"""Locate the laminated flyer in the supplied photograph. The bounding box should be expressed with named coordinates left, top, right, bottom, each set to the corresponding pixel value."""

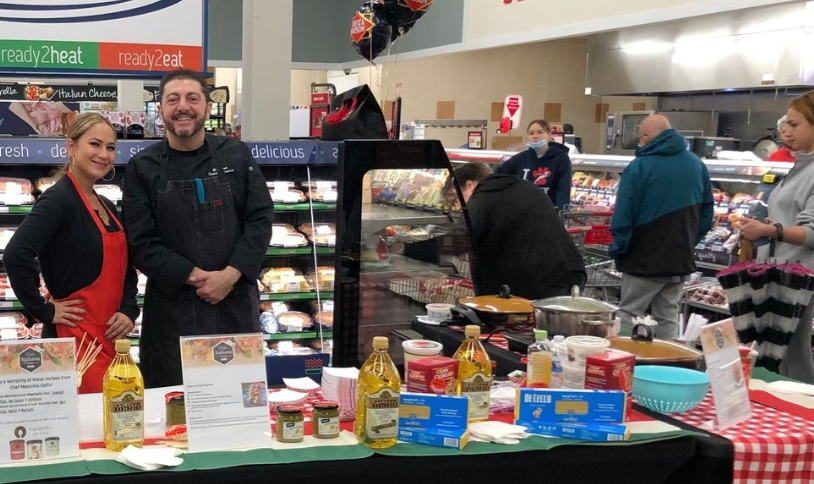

left=700, top=319, right=751, bottom=429
left=0, top=339, right=79, bottom=464
left=180, top=334, right=272, bottom=452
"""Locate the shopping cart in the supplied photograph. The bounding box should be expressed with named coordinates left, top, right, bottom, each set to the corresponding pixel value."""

left=561, top=210, right=614, bottom=254
left=562, top=211, right=621, bottom=303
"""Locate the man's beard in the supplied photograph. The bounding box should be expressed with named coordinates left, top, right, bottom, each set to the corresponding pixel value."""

left=166, top=116, right=205, bottom=139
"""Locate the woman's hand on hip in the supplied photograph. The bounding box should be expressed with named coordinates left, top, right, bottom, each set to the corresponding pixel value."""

left=52, top=299, right=85, bottom=327
left=104, top=312, right=134, bottom=340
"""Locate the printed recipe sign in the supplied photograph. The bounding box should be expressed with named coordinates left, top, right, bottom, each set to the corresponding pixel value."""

left=180, top=334, right=272, bottom=452
left=700, top=319, right=751, bottom=429
left=0, top=339, right=79, bottom=465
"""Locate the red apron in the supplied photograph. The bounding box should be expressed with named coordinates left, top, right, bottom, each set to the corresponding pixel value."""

left=56, top=173, right=128, bottom=394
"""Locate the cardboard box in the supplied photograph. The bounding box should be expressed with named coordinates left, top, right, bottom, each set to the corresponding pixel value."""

left=398, top=427, right=469, bottom=450
left=584, top=350, right=635, bottom=420
left=399, top=392, right=468, bottom=430
left=516, top=420, right=630, bottom=442
left=406, top=356, right=458, bottom=395
left=264, top=353, right=330, bottom=385
left=514, top=388, right=627, bottom=424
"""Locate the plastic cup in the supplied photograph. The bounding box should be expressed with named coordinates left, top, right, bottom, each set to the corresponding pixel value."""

left=425, top=303, right=454, bottom=322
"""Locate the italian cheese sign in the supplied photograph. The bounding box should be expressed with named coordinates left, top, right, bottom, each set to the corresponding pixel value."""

left=0, top=0, right=206, bottom=77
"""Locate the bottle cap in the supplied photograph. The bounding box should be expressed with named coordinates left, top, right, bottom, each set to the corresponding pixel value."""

left=372, top=336, right=389, bottom=349
left=534, top=329, right=548, bottom=340
left=553, top=335, right=565, bottom=342
left=464, top=325, right=480, bottom=337
left=114, top=339, right=131, bottom=354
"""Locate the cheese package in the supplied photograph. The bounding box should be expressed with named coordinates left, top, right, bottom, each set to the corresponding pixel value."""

left=514, top=388, right=627, bottom=424
left=516, top=420, right=630, bottom=442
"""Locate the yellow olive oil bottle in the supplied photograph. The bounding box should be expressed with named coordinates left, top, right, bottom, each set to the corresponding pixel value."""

left=355, top=336, right=400, bottom=448
left=103, top=339, right=144, bottom=451
left=453, top=325, right=493, bottom=422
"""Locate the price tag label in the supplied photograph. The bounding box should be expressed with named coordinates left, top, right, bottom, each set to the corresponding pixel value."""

left=322, top=301, right=334, bottom=312
left=4, top=288, right=16, bottom=300
left=316, top=181, right=333, bottom=191
left=282, top=192, right=301, bottom=203
left=283, top=237, right=301, bottom=247
left=282, top=275, right=300, bottom=293
left=6, top=182, right=21, bottom=194
left=271, top=302, right=288, bottom=317
left=273, top=182, right=290, bottom=195
left=322, top=191, right=338, bottom=202
left=326, top=235, right=336, bottom=246
left=0, top=328, right=17, bottom=340
left=316, top=225, right=333, bottom=235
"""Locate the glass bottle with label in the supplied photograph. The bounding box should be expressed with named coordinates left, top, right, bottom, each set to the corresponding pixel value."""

left=355, top=336, right=400, bottom=448
left=103, top=339, right=144, bottom=452
left=453, top=325, right=493, bottom=422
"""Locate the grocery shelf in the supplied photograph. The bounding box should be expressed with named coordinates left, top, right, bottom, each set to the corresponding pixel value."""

left=274, top=202, right=336, bottom=211
left=0, top=299, right=23, bottom=309
left=260, top=292, right=333, bottom=301
left=362, top=204, right=449, bottom=233
left=266, top=247, right=334, bottom=256
left=0, top=205, right=33, bottom=214
left=695, top=261, right=729, bottom=272
left=264, top=331, right=332, bottom=341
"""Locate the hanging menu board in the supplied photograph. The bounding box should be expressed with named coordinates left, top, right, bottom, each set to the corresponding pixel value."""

left=0, top=1, right=206, bottom=77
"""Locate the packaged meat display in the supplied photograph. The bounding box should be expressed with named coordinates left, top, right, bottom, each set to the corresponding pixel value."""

left=260, top=268, right=312, bottom=293
left=277, top=311, right=313, bottom=332
left=270, top=225, right=308, bottom=247
left=306, top=267, right=335, bottom=291
left=0, top=312, right=29, bottom=340
left=29, top=322, right=43, bottom=339
left=298, top=223, right=336, bottom=236
left=686, top=283, right=729, bottom=309
left=0, top=178, right=34, bottom=205
left=309, top=234, right=336, bottom=247
left=267, top=182, right=308, bottom=204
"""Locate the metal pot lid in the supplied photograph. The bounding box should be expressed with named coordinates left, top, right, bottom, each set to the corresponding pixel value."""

left=459, top=285, right=533, bottom=314
left=532, top=286, right=618, bottom=314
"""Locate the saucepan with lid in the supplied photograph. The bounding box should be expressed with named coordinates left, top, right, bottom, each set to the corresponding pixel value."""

left=450, top=285, right=534, bottom=329
left=531, top=286, right=618, bottom=337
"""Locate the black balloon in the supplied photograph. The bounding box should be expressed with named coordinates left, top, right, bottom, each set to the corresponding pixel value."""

left=350, top=1, right=392, bottom=62
left=383, top=0, right=433, bottom=40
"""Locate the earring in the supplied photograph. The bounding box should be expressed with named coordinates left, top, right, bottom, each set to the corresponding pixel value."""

left=101, top=165, right=116, bottom=182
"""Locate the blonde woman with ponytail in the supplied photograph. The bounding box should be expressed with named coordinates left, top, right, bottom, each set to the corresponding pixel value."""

left=5, top=113, right=138, bottom=393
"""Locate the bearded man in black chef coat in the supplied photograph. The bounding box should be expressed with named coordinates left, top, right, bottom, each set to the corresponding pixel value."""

left=123, top=69, right=273, bottom=388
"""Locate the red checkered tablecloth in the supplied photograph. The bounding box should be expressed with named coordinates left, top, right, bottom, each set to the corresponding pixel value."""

left=670, top=393, right=814, bottom=483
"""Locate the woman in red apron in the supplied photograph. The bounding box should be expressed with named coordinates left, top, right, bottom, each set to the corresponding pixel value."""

left=4, top=113, right=138, bottom=393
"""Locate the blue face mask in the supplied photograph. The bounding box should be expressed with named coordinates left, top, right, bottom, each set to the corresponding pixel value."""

left=527, top=140, right=547, bottom=150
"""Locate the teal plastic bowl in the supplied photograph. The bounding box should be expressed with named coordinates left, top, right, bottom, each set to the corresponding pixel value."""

left=633, top=365, right=710, bottom=414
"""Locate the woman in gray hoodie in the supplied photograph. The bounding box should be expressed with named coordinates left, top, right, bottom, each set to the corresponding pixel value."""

left=740, top=90, right=814, bottom=383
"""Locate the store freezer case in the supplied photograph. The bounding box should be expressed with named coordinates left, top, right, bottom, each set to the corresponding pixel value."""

left=333, top=140, right=478, bottom=368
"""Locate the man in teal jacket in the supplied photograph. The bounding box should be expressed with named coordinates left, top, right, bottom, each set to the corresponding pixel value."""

left=610, top=115, right=714, bottom=338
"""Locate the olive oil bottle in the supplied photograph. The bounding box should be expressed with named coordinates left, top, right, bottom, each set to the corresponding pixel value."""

left=355, top=336, right=400, bottom=449
left=453, top=325, right=493, bottom=422
left=103, top=339, right=144, bottom=451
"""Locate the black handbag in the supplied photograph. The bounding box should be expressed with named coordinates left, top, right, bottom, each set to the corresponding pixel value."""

left=321, top=84, right=388, bottom=141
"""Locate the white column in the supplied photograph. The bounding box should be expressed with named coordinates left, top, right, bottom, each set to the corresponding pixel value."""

left=241, top=0, right=292, bottom=141
left=117, top=80, right=144, bottom=111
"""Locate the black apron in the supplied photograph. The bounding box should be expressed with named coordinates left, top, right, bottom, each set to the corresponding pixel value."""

left=140, top=134, right=261, bottom=388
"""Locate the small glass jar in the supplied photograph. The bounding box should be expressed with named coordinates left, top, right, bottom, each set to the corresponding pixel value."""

left=165, top=391, right=186, bottom=427
left=312, top=401, right=340, bottom=439
left=276, top=405, right=304, bottom=443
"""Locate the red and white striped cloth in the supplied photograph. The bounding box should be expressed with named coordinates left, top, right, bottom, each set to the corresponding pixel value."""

left=671, top=393, right=814, bottom=483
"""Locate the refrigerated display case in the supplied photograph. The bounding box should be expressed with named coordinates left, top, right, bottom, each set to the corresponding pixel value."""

left=333, top=140, right=477, bottom=368
left=445, top=148, right=792, bottom=272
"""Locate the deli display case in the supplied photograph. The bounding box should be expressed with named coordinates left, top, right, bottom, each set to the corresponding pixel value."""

left=333, top=140, right=477, bottom=367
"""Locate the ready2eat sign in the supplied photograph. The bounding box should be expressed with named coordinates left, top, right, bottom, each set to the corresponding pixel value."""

left=0, top=0, right=206, bottom=77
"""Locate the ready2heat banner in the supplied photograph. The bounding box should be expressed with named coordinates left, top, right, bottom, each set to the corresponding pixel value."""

left=0, top=0, right=206, bottom=77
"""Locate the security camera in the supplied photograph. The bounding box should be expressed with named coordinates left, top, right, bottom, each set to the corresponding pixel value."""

left=343, top=69, right=352, bottom=75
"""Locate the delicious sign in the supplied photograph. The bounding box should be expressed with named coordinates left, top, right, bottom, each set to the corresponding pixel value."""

left=0, top=1, right=206, bottom=77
